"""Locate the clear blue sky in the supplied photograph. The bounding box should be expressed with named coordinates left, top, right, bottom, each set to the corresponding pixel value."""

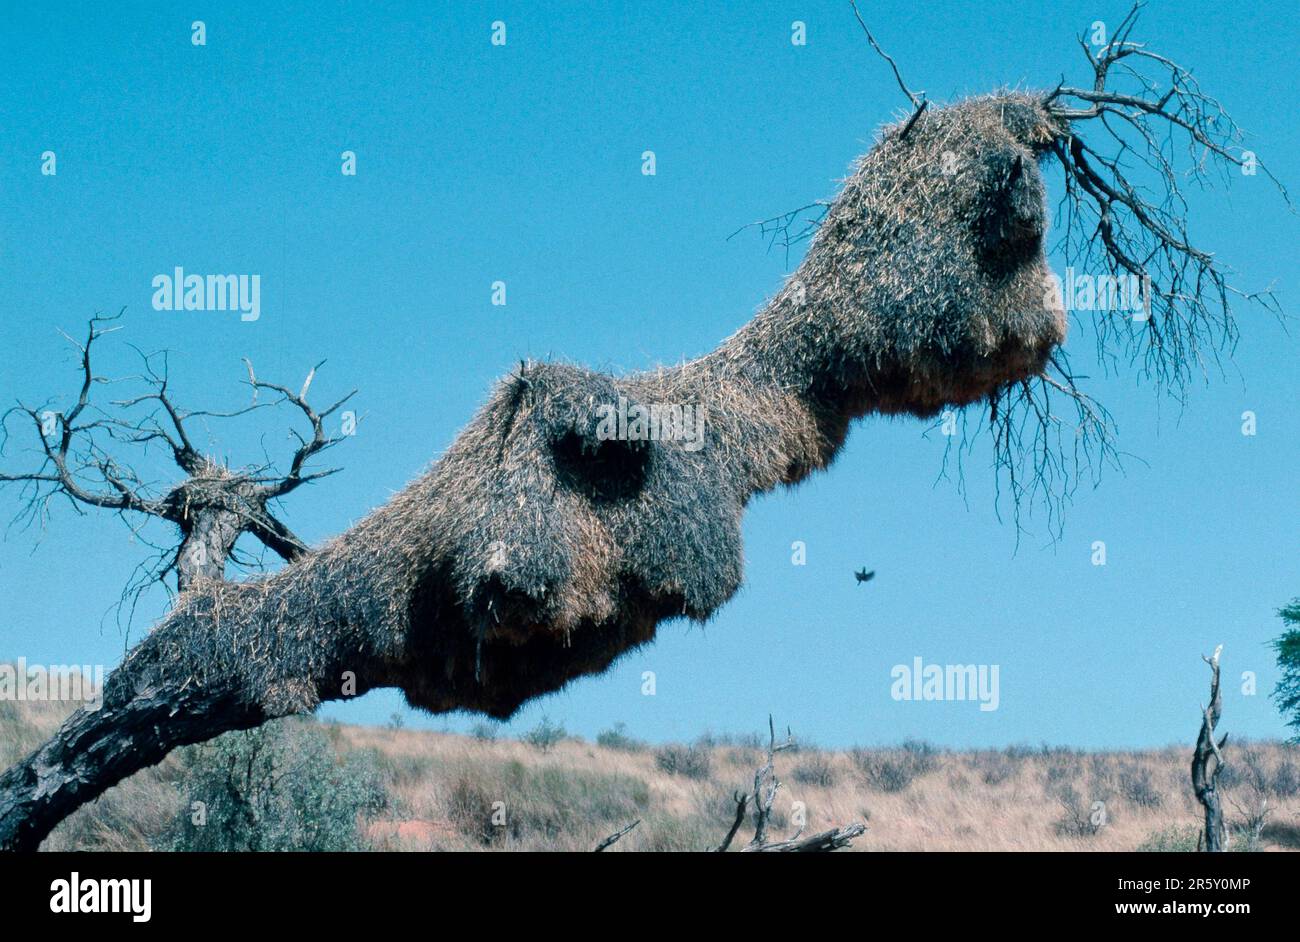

left=1, top=1, right=1296, bottom=749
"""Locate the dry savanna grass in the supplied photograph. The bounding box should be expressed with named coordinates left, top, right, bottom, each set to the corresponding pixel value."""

left=3, top=700, right=1296, bottom=852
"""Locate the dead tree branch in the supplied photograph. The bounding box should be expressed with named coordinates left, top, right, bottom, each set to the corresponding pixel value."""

left=1044, top=1, right=1287, bottom=397
left=748, top=715, right=797, bottom=847
left=715, top=792, right=750, bottom=853
left=711, top=717, right=867, bottom=853
left=754, top=824, right=869, bottom=852
left=925, top=2, right=1285, bottom=537
left=727, top=201, right=833, bottom=267
left=1191, top=644, right=1228, bottom=852
left=848, top=0, right=924, bottom=109
left=0, top=314, right=357, bottom=602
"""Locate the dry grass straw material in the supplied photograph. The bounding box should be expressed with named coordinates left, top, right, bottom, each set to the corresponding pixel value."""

left=106, top=94, right=1072, bottom=723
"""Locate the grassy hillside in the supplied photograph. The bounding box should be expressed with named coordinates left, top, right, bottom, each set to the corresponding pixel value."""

left=3, top=699, right=1297, bottom=851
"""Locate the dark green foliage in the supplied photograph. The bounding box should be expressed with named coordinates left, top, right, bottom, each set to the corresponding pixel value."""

left=1272, top=600, right=1300, bottom=740
left=165, top=717, right=386, bottom=851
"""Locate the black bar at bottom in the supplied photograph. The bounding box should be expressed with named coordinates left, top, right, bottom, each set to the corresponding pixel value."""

left=0, top=851, right=1285, bottom=929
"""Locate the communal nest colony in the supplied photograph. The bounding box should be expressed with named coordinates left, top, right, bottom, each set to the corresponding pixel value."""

left=0, top=4, right=1284, bottom=850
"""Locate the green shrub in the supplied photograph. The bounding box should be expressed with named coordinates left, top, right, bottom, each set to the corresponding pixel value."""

left=1117, top=764, right=1163, bottom=808
left=790, top=753, right=838, bottom=787
left=973, top=751, right=1019, bottom=786
left=1049, top=782, right=1107, bottom=837
left=854, top=740, right=940, bottom=792
left=444, top=759, right=649, bottom=846
left=377, top=750, right=437, bottom=788
left=655, top=744, right=713, bottom=780
left=640, top=812, right=723, bottom=852
left=1272, top=759, right=1300, bottom=797
left=1137, top=825, right=1201, bottom=852
left=165, top=717, right=387, bottom=851
left=596, top=722, right=646, bottom=752
left=522, top=716, right=567, bottom=753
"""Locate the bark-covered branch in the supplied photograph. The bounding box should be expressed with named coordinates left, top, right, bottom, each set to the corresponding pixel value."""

left=0, top=315, right=355, bottom=595
left=713, top=718, right=867, bottom=853
left=1191, top=645, right=1228, bottom=852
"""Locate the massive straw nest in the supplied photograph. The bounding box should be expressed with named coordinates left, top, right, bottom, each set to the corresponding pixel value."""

left=117, top=93, right=1070, bottom=719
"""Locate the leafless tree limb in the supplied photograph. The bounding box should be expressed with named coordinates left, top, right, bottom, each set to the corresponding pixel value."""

left=710, top=717, right=867, bottom=853
left=921, top=1, right=1284, bottom=539
left=727, top=201, right=833, bottom=267
left=0, top=314, right=357, bottom=604
left=848, top=0, right=924, bottom=109
left=748, top=715, right=797, bottom=848
left=1045, top=1, right=1288, bottom=397
left=715, top=791, right=750, bottom=853
left=242, top=359, right=356, bottom=499
left=1191, top=644, right=1228, bottom=852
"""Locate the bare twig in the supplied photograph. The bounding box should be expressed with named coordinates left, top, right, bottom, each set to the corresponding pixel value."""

left=727, top=201, right=832, bottom=267
left=848, top=0, right=924, bottom=108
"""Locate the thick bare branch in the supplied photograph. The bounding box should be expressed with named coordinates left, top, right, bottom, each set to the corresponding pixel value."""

left=714, top=792, right=750, bottom=853
left=1191, top=644, right=1227, bottom=852
left=1, top=317, right=350, bottom=598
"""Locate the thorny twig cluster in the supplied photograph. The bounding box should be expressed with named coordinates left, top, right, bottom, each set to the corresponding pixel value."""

left=0, top=310, right=357, bottom=630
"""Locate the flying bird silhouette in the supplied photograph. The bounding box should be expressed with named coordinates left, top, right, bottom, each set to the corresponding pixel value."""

left=854, top=568, right=875, bottom=584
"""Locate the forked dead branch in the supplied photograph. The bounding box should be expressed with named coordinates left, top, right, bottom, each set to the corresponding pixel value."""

left=0, top=310, right=355, bottom=618
left=1191, top=646, right=1228, bottom=852
left=0, top=4, right=1286, bottom=850
left=715, top=718, right=867, bottom=852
